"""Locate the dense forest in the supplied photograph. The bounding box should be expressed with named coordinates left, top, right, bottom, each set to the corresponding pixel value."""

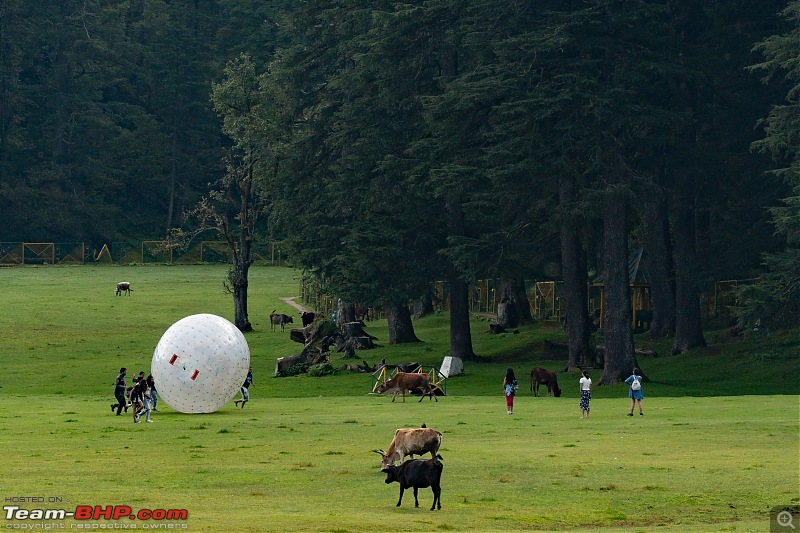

left=1, top=1, right=798, bottom=381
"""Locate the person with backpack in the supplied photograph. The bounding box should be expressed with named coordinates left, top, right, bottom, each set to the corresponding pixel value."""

left=503, top=368, right=518, bottom=415
left=625, top=368, right=644, bottom=416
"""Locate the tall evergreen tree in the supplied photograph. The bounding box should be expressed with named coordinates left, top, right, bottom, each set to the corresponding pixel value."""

left=268, top=2, right=448, bottom=344
left=739, top=0, right=800, bottom=331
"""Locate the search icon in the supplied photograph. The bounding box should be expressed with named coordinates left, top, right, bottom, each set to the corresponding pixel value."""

left=778, top=510, right=796, bottom=530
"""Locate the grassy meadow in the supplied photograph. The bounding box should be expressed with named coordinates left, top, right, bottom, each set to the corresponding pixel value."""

left=0, top=265, right=798, bottom=532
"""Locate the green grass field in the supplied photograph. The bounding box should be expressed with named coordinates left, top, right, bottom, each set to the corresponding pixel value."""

left=0, top=265, right=798, bottom=532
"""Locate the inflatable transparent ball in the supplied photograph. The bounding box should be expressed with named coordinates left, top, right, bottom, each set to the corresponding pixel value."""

left=152, top=314, right=250, bottom=413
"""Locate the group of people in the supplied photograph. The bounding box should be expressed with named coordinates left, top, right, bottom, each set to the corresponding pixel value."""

left=111, top=367, right=157, bottom=423
left=112, top=366, right=254, bottom=417
left=502, top=367, right=645, bottom=417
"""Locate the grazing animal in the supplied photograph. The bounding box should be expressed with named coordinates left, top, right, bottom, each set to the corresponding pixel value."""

left=300, top=311, right=316, bottom=327
left=530, top=367, right=562, bottom=397
left=376, top=372, right=437, bottom=403
left=269, top=311, right=294, bottom=332
left=374, top=425, right=443, bottom=470
left=115, top=282, right=132, bottom=296
left=382, top=457, right=443, bottom=510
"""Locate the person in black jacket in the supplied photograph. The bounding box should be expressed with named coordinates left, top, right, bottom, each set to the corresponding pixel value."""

left=111, top=368, right=128, bottom=416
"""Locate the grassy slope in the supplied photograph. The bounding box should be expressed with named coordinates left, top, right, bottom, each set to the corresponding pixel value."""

left=0, top=265, right=798, bottom=532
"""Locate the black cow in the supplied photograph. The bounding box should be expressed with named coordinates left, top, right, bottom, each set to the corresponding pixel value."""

left=382, top=457, right=443, bottom=510
left=301, top=311, right=316, bottom=327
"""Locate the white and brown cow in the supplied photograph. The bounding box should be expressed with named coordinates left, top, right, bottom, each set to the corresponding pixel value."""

left=376, top=372, right=437, bottom=403
left=115, top=282, right=132, bottom=296
left=374, top=426, right=443, bottom=470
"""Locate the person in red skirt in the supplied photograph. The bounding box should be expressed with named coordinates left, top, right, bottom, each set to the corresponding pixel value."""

left=503, top=368, right=518, bottom=415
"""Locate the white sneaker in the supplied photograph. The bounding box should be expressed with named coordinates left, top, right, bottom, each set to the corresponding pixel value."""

left=146, top=420, right=153, bottom=423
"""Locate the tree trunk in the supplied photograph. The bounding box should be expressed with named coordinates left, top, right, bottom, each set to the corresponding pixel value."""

left=559, top=175, right=596, bottom=370
left=495, top=297, right=517, bottom=329
left=230, top=231, right=253, bottom=332
left=232, top=283, right=250, bottom=331
left=496, top=278, right=533, bottom=326
left=671, top=199, right=707, bottom=354
left=599, top=193, right=640, bottom=384
left=412, top=294, right=434, bottom=319
left=448, top=275, right=476, bottom=360
left=335, top=298, right=357, bottom=327
left=386, top=303, right=420, bottom=344
left=165, top=116, right=177, bottom=237
left=643, top=187, right=676, bottom=338
left=445, top=193, right=477, bottom=360
left=229, top=156, right=258, bottom=333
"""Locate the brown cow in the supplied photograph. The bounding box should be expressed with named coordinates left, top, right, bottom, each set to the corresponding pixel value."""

left=374, top=426, right=443, bottom=470
left=530, top=367, right=562, bottom=397
left=376, top=372, right=437, bottom=403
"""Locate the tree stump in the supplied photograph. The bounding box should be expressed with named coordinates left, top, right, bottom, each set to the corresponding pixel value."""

left=495, top=298, right=518, bottom=329
left=275, top=320, right=377, bottom=375
left=275, top=320, right=339, bottom=376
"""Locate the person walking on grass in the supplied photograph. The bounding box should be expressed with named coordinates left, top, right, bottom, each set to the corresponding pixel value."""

left=234, top=367, right=253, bottom=409
left=149, top=374, right=158, bottom=412
left=140, top=375, right=154, bottom=423
left=503, top=368, right=518, bottom=415
left=625, top=367, right=645, bottom=416
left=111, top=367, right=128, bottom=415
left=579, top=370, right=592, bottom=419
left=130, top=380, right=145, bottom=423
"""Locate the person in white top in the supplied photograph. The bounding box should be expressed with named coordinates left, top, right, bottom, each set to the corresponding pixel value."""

left=579, top=370, right=592, bottom=419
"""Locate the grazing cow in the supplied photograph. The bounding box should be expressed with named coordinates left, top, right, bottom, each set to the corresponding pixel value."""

left=269, top=311, right=293, bottom=332
left=376, top=372, right=437, bottom=403
left=115, top=282, right=132, bottom=296
left=530, top=367, right=562, bottom=397
left=374, top=425, right=442, bottom=470
left=300, top=311, right=316, bottom=327
left=382, top=458, right=443, bottom=510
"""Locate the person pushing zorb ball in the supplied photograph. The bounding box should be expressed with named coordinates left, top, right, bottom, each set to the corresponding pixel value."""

left=152, top=314, right=250, bottom=414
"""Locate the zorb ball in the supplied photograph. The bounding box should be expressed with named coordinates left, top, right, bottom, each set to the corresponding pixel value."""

left=152, top=314, right=250, bottom=413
